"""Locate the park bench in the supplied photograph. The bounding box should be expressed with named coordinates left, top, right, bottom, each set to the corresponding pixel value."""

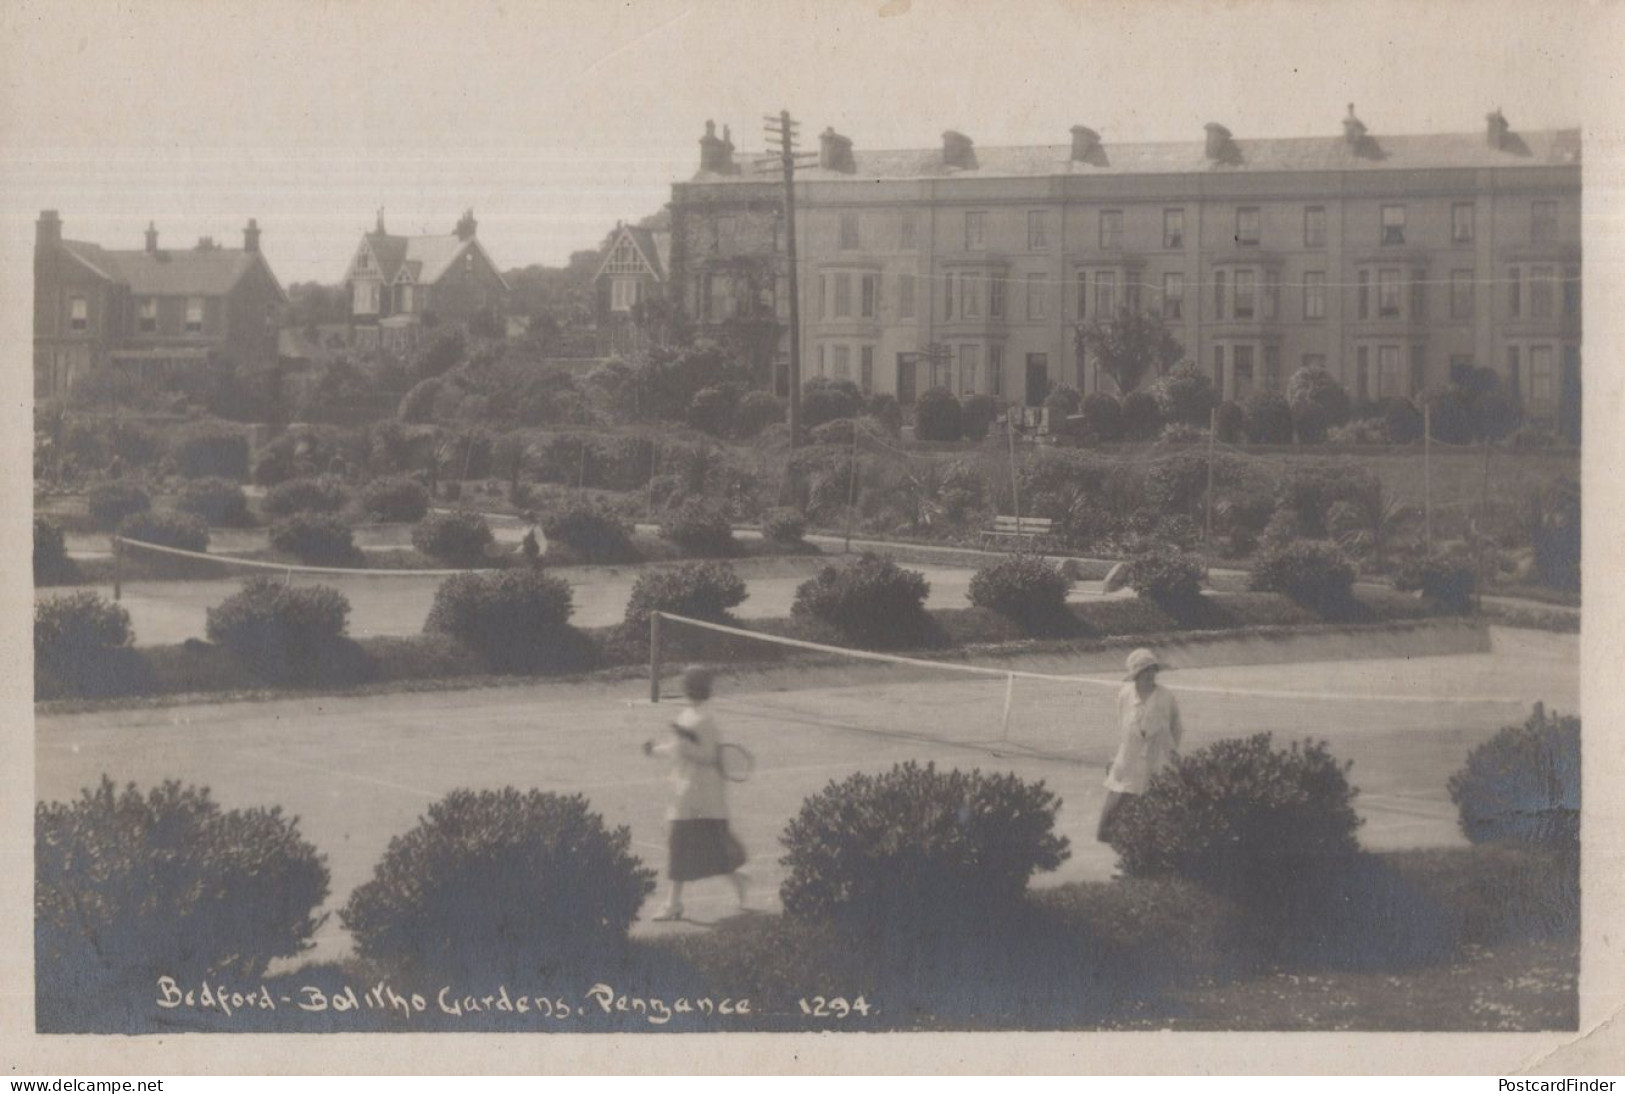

left=981, top=514, right=1054, bottom=547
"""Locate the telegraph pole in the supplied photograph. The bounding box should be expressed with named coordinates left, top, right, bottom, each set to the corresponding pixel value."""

left=762, top=110, right=813, bottom=449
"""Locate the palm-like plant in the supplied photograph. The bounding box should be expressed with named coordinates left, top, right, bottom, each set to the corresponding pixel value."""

left=1327, top=481, right=1413, bottom=573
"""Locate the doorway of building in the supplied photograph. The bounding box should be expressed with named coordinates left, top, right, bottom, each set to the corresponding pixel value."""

left=1024, top=353, right=1049, bottom=407
left=896, top=352, right=919, bottom=405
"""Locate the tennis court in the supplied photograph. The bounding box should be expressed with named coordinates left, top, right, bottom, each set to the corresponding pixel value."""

left=34, top=624, right=1576, bottom=964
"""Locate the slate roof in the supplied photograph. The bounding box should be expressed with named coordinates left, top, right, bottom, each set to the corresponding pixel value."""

left=61, top=241, right=278, bottom=298
left=361, top=231, right=505, bottom=287
left=693, top=128, right=1581, bottom=184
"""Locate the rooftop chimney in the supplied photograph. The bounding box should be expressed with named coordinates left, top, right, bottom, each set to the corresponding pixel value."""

left=195, top=236, right=217, bottom=251
left=942, top=130, right=977, bottom=170
left=818, top=127, right=856, bottom=173
left=455, top=208, right=478, bottom=241
left=1070, top=125, right=1101, bottom=162
left=145, top=221, right=159, bottom=253
left=699, top=120, right=738, bottom=175
left=1342, top=103, right=1367, bottom=146
left=243, top=218, right=261, bottom=253
left=1204, top=122, right=1235, bottom=163
left=375, top=208, right=386, bottom=234
left=1486, top=108, right=1510, bottom=150
left=36, top=209, right=62, bottom=252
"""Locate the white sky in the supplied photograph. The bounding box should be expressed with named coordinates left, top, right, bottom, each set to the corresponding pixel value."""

left=0, top=0, right=1608, bottom=284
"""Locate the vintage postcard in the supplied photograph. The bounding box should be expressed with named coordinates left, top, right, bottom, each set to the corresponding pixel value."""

left=3, top=0, right=1623, bottom=1075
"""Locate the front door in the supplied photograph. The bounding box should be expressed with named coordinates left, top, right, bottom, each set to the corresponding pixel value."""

left=1025, top=353, right=1049, bottom=408
left=896, top=352, right=919, bottom=405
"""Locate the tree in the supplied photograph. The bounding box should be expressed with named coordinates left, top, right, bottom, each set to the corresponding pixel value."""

left=1074, top=307, right=1184, bottom=396
left=1286, top=366, right=1351, bottom=444
left=1151, top=361, right=1219, bottom=427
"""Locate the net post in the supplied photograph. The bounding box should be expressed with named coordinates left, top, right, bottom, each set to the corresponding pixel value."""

left=649, top=611, right=663, bottom=703
left=112, top=535, right=122, bottom=601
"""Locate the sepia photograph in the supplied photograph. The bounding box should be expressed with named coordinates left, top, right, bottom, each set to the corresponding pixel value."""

left=5, top=0, right=1621, bottom=1075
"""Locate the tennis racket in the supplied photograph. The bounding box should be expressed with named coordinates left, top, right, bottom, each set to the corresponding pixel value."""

left=716, top=742, right=756, bottom=783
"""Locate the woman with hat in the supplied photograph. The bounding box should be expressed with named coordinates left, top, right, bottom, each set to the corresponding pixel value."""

left=642, top=665, right=748, bottom=921
left=1097, top=647, right=1183, bottom=842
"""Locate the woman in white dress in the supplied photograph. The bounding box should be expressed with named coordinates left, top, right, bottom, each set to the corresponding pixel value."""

left=1097, top=647, right=1183, bottom=842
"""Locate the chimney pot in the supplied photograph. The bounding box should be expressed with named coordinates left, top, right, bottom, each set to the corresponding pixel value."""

left=456, top=209, right=478, bottom=241
left=1342, top=103, right=1367, bottom=146
left=819, top=127, right=856, bottom=173
left=942, top=130, right=976, bottom=170
left=699, top=119, right=737, bottom=174
left=243, top=217, right=261, bottom=253
left=1486, top=108, right=1510, bottom=149
left=36, top=209, right=62, bottom=251
left=1204, top=122, right=1234, bottom=162
left=145, top=221, right=159, bottom=253
left=1070, top=125, right=1100, bottom=162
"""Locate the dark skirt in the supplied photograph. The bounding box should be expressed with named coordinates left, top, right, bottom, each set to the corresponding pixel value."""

left=668, top=819, right=746, bottom=882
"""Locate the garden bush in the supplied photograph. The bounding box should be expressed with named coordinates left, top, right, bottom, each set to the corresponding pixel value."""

left=762, top=507, right=807, bottom=544
left=1079, top=392, right=1123, bottom=442
left=864, top=392, right=902, bottom=435
left=360, top=476, right=431, bottom=523
left=792, top=552, right=930, bottom=648
left=1043, top=385, right=1082, bottom=437
left=1382, top=398, right=1424, bottom=445
left=398, top=377, right=444, bottom=423
left=262, top=476, right=350, bottom=518
left=411, top=510, right=494, bottom=567
left=967, top=553, right=1072, bottom=632
left=1120, top=390, right=1162, bottom=441
left=1213, top=400, right=1245, bottom=444
left=541, top=500, right=636, bottom=563
left=205, top=577, right=351, bottom=683
left=1111, top=734, right=1362, bottom=894
left=1529, top=477, right=1580, bottom=593
left=779, top=762, right=1070, bottom=932
left=1286, top=366, right=1351, bottom=444
left=424, top=568, right=583, bottom=672
left=34, top=515, right=73, bottom=584
left=660, top=500, right=736, bottom=557
left=1126, top=548, right=1206, bottom=609
left=36, top=778, right=328, bottom=1027
left=176, top=477, right=251, bottom=527
left=1242, top=389, right=1294, bottom=445
left=1249, top=541, right=1356, bottom=613
left=912, top=387, right=962, bottom=442
left=687, top=385, right=739, bottom=437
left=1327, top=418, right=1387, bottom=445
left=1394, top=552, right=1477, bottom=614
left=1152, top=361, right=1218, bottom=427
left=801, top=378, right=863, bottom=430
left=960, top=394, right=999, bottom=440
left=1448, top=707, right=1579, bottom=850
left=88, top=480, right=152, bottom=532
left=808, top=418, right=857, bottom=446
left=623, top=561, right=748, bottom=631
left=173, top=427, right=249, bottom=481
left=1156, top=423, right=1205, bottom=446
left=339, top=788, right=654, bottom=977
left=36, top=591, right=133, bottom=683
left=1275, top=460, right=1382, bottom=538
left=268, top=513, right=356, bottom=565
left=735, top=389, right=786, bottom=438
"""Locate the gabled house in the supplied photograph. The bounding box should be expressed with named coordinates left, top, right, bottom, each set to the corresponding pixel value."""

left=592, top=221, right=672, bottom=356
left=33, top=210, right=289, bottom=400
left=343, top=210, right=510, bottom=350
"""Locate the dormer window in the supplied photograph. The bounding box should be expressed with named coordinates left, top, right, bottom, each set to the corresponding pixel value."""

left=69, top=297, right=88, bottom=332
left=356, top=250, right=371, bottom=272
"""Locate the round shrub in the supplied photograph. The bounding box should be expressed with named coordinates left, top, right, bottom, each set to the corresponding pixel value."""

left=205, top=576, right=351, bottom=683
left=864, top=392, right=902, bottom=435
left=660, top=500, right=736, bottom=557
left=36, top=778, right=329, bottom=1023
left=339, top=788, right=654, bottom=977
left=1249, top=541, right=1357, bottom=612
left=1044, top=385, right=1082, bottom=423
left=808, top=418, right=857, bottom=446
left=398, top=377, right=444, bottom=423
left=1079, top=392, right=1123, bottom=442
left=967, top=553, right=1072, bottom=632
left=34, top=515, right=73, bottom=584
left=176, top=476, right=250, bottom=527
left=262, top=475, right=350, bottom=518
left=1126, top=548, right=1206, bottom=608
left=1152, top=361, right=1218, bottom=427
left=912, top=387, right=962, bottom=442
left=360, top=476, right=431, bottom=523
left=960, top=393, right=999, bottom=440
left=1275, top=460, right=1381, bottom=538
left=802, top=378, right=864, bottom=430
left=411, top=510, right=494, bottom=567
left=116, top=510, right=209, bottom=553
left=1287, top=366, right=1351, bottom=444
left=735, top=389, right=786, bottom=438
left=1120, top=390, right=1162, bottom=441
left=1382, top=398, right=1424, bottom=445
left=791, top=552, right=930, bottom=648
left=541, top=500, right=636, bottom=563
left=762, top=507, right=807, bottom=544
left=624, top=561, right=748, bottom=631
left=1110, top=734, right=1363, bottom=895
left=1394, top=552, right=1477, bottom=614
left=88, top=480, right=151, bottom=532
left=36, top=591, right=133, bottom=675
left=173, top=427, right=249, bottom=481
left=687, top=385, right=738, bottom=437
left=779, top=762, right=1070, bottom=930
left=1214, top=400, right=1245, bottom=444
left=1448, top=707, right=1579, bottom=850
left=268, top=513, right=356, bottom=565
left=1243, top=389, right=1294, bottom=444
left=424, top=568, right=579, bottom=672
